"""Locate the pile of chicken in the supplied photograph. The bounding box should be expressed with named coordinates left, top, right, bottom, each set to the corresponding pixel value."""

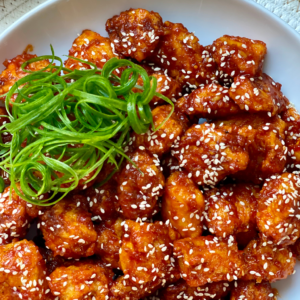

left=1, top=7, right=300, bottom=300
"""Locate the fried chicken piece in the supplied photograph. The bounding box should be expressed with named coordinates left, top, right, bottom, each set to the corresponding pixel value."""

left=85, top=180, right=118, bottom=222
left=281, top=107, right=300, bottom=171
left=290, top=238, right=300, bottom=260
left=162, top=171, right=205, bottom=238
left=0, top=185, right=44, bottom=245
left=215, top=114, right=286, bottom=183
left=204, top=183, right=259, bottom=238
left=172, top=123, right=249, bottom=186
left=131, top=105, right=189, bottom=157
left=49, top=262, right=110, bottom=300
left=242, top=238, right=296, bottom=282
left=212, top=35, right=267, bottom=81
left=159, top=279, right=232, bottom=300
left=0, top=240, right=51, bottom=300
left=229, top=73, right=289, bottom=116
left=150, top=21, right=217, bottom=88
left=256, top=173, right=300, bottom=246
left=64, top=29, right=118, bottom=72
left=176, top=83, right=240, bottom=119
left=94, top=218, right=123, bottom=269
left=120, top=220, right=173, bottom=283
left=0, top=53, right=50, bottom=96
left=174, top=235, right=244, bottom=287
left=230, top=281, right=277, bottom=300
left=39, top=195, right=97, bottom=258
left=116, top=150, right=165, bottom=219
left=106, top=8, right=164, bottom=62
left=161, top=153, right=182, bottom=178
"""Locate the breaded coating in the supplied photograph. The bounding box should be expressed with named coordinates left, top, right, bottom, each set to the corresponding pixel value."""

left=212, top=35, right=267, bottom=80
left=162, top=171, right=205, bottom=238
left=85, top=180, right=118, bottom=222
left=0, top=53, right=50, bottom=96
left=0, top=240, right=50, bottom=300
left=64, top=29, right=118, bottom=71
left=242, top=238, right=296, bottom=282
left=116, top=150, right=165, bottom=219
left=290, top=238, right=300, bottom=260
left=229, top=74, right=289, bottom=116
left=106, top=8, right=164, bottom=62
left=131, top=105, right=189, bottom=157
left=161, top=153, right=182, bottom=178
left=172, top=123, right=249, bottom=186
left=0, top=185, right=44, bottom=245
left=95, top=218, right=123, bottom=269
left=281, top=107, right=300, bottom=171
left=204, top=183, right=259, bottom=237
left=39, top=195, right=97, bottom=258
left=49, top=262, right=110, bottom=300
left=215, top=114, right=287, bottom=183
left=256, top=173, right=300, bottom=246
left=135, top=73, right=182, bottom=106
left=230, top=281, right=277, bottom=300
left=159, top=279, right=231, bottom=300
left=174, top=235, right=244, bottom=286
left=120, top=220, right=173, bottom=283
left=176, top=83, right=240, bottom=119
left=151, top=21, right=217, bottom=88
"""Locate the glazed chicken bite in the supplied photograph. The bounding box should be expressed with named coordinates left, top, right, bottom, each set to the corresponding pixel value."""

left=204, top=183, right=259, bottom=238
left=131, top=105, right=189, bottom=157
left=256, top=173, right=300, bottom=246
left=119, top=220, right=173, bottom=284
left=176, top=83, right=241, bottom=119
left=0, top=240, right=50, bottom=300
left=215, top=114, right=287, bottom=183
left=242, top=238, right=296, bottom=282
left=49, top=262, right=110, bottom=300
left=229, top=73, right=289, bottom=116
left=94, top=218, right=123, bottom=269
left=212, top=35, right=267, bottom=80
left=230, top=281, right=277, bottom=300
left=150, top=21, right=217, bottom=88
left=172, top=123, right=249, bottom=186
left=160, top=280, right=231, bottom=300
left=106, top=8, right=164, bottom=62
left=116, top=150, right=164, bottom=219
left=39, top=195, right=97, bottom=258
left=174, top=235, right=244, bottom=287
left=0, top=53, right=50, bottom=97
left=162, top=171, right=205, bottom=238
left=0, top=185, right=44, bottom=245
left=64, top=29, right=118, bottom=71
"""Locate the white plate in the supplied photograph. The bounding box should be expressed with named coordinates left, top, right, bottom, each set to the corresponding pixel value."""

left=0, top=0, right=300, bottom=298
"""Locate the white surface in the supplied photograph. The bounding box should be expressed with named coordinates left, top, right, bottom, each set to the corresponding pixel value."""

left=0, top=0, right=300, bottom=298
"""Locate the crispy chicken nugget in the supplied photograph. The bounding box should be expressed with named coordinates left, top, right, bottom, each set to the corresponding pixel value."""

left=119, top=220, right=173, bottom=283
left=229, top=73, right=289, bottom=116
left=64, top=29, right=118, bottom=71
left=106, top=8, right=165, bottom=62
left=256, top=173, right=300, bottom=246
left=49, top=262, right=110, bottom=300
left=172, top=123, right=249, bottom=186
left=174, top=235, right=244, bottom=287
left=150, top=21, right=217, bottom=88
left=0, top=240, right=51, bottom=300
left=212, top=35, right=267, bottom=79
left=116, top=150, right=165, bottom=219
left=242, top=238, right=296, bottom=282
left=162, top=171, right=205, bottom=238
left=230, top=281, right=277, bottom=300
left=131, top=105, right=189, bottom=157
left=176, top=83, right=240, bottom=119
left=204, top=183, right=259, bottom=238
left=39, top=195, right=97, bottom=258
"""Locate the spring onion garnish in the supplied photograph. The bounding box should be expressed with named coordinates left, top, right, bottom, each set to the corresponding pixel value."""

left=0, top=46, right=174, bottom=205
